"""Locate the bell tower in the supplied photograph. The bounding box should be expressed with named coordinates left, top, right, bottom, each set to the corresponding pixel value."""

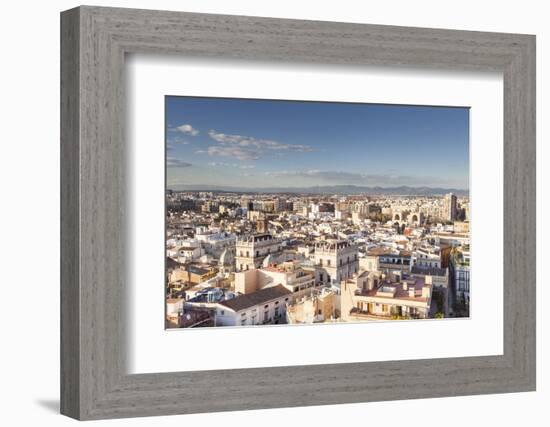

left=256, top=215, right=269, bottom=233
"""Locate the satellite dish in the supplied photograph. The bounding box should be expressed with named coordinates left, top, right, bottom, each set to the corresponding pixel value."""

left=186, top=314, right=191, bottom=320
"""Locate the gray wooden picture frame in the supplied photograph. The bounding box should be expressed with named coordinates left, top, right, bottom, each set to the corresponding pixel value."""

left=60, top=5, right=536, bottom=421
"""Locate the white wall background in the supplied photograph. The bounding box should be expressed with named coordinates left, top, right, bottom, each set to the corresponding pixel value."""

left=0, top=0, right=546, bottom=425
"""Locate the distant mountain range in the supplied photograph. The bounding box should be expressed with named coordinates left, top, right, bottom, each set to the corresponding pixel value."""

left=169, top=184, right=469, bottom=196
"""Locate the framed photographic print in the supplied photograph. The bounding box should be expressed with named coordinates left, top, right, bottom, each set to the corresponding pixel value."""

left=61, top=6, right=536, bottom=420
left=164, top=97, right=471, bottom=329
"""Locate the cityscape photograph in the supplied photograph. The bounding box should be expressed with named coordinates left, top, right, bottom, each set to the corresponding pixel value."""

left=165, top=96, right=470, bottom=329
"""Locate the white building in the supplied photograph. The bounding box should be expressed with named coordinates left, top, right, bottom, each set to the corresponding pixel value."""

left=234, top=261, right=317, bottom=300
left=235, top=233, right=283, bottom=271
left=412, top=246, right=442, bottom=269
left=214, top=285, right=292, bottom=326
left=172, top=244, right=203, bottom=263
left=195, top=231, right=236, bottom=258
left=314, top=240, right=359, bottom=286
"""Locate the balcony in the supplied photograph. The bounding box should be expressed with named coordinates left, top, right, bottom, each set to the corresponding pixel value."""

left=349, top=307, right=414, bottom=320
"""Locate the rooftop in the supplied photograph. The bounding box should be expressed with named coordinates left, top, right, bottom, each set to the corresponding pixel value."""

left=315, top=240, right=355, bottom=251
left=410, top=266, right=447, bottom=276
left=357, top=276, right=431, bottom=303
left=187, top=265, right=212, bottom=276
left=237, top=233, right=279, bottom=244
left=219, top=285, right=292, bottom=312
left=366, top=246, right=394, bottom=256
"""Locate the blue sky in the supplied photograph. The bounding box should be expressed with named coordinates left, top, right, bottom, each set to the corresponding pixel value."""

left=166, top=96, right=469, bottom=190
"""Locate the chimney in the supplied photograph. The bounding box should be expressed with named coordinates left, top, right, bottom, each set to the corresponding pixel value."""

left=402, top=281, right=408, bottom=291
left=408, top=288, right=415, bottom=299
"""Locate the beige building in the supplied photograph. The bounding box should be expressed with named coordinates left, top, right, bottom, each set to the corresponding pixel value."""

left=286, top=288, right=338, bottom=324
left=235, top=233, right=283, bottom=271
left=234, top=261, right=316, bottom=300
left=314, top=240, right=359, bottom=286
left=165, top=298, right=185, bottom=327
left=367, top=247, right=412, bottom=273
left=453, top=221, right=470, bottom=233
left=341, top=272, right=432, bottom=320
left=169, top=264, right=218, bottom=286
left=410, top=266, right=449, bottom=288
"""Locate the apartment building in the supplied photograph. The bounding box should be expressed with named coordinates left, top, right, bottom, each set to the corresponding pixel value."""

left=341, top=272, right=433, bottom=320
left=235, top=233, right=283, bottom=271
left=215, top=285, right=292, bottom=326
left=313, top=240, right=359, bottom=286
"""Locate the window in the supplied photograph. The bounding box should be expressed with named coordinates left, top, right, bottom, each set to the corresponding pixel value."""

left=220, top=310, right=225, bottom=316
left=327, top=259, right=331, bottom=266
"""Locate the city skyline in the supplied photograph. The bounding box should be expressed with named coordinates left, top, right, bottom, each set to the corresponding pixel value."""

left=166, top=97, right=470, bottom=190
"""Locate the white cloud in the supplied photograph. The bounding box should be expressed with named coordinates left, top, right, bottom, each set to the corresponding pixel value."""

left=206, top=145, right=260, bottom=161
left=174, top=124, right=199, bottom=136
left=205, top=129, right=313, bottom=160
left=167, top=157, right=192, bottom=168
left=208, top=162, right=256, bottom=169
